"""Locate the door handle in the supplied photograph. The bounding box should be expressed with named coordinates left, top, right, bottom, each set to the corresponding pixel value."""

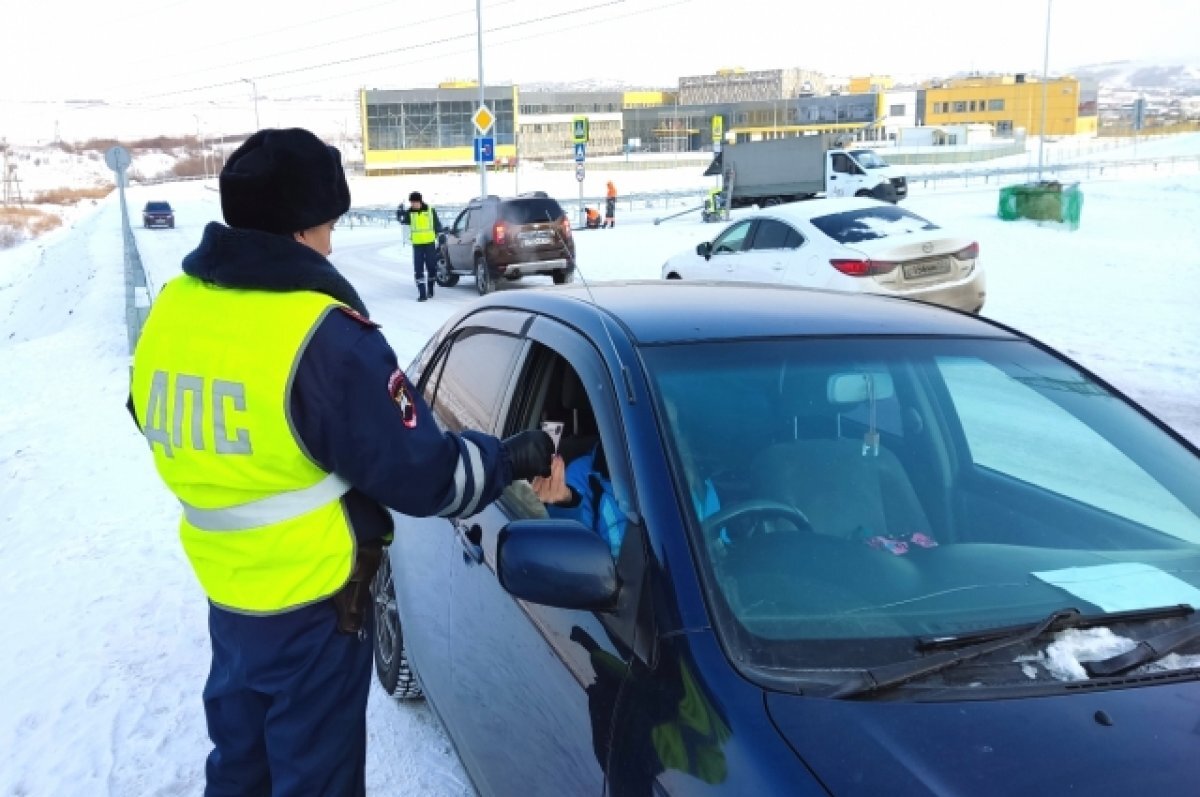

left=455, top=522, right=484, bottom=565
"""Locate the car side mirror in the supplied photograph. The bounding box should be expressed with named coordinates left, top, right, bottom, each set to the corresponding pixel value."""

left=697, top=241, right=713, bottom=260
left=497, top=520, right=619, bottom=611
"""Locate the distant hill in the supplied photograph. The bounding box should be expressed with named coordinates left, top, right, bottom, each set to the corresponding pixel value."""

left=1070, top=59, right=1200, bottom=92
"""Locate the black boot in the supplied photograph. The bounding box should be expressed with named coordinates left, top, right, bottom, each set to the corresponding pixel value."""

left=426, top=278, right=435, bottom=298
left=416, top=281, right=428, bottom=302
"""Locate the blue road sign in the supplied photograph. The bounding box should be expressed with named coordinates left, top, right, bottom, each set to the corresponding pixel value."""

left=574, top=143, right=586, bottom=163
left=474, top=136, right=495, bottom=164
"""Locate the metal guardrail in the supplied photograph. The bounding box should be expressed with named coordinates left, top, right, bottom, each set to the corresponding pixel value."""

left=344, top=189, right=711, bottom=232
left=908, top=154, right=1200, bottom=190
left=116, top=178, right=152, bottom=355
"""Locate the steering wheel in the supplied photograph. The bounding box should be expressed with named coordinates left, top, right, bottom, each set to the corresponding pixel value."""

left=701, top=499, right=814, bottom=539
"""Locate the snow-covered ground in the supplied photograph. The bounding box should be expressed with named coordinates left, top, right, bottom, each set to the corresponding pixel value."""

left=2, top=154, right=1199, bottom=794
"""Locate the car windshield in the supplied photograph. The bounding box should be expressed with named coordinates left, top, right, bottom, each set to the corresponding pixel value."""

left=850, top=150, right=888, bottom=169
left=500, top=198, right=564, bottom=224
left=811, top=205, right=938, bottom=244
left=642, top=337, right=1200, bottom=676
left=145, top=202, right=171, bottom=212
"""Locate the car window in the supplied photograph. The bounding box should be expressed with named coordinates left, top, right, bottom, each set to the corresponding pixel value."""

left=145, top=202, right=171, bottom=212
left=452, top=209, right=471, bottom=233
left=939, top=355, right=1200, bottom=541
left=712, top=220, right=752, bottom=254
left=500, top=345, right=633, bottom=561
left=500, top=198, right=565, bottom=224
left=830, top=153, right=852, bottom=174
left=749, top=219, right=803, bottom=250
left=810, top=205, right=939, bottom=244
left=423, top=329, right=523, bottom=434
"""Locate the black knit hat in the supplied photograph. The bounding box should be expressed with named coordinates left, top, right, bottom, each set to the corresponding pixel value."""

left=409, top=191, right=423, bottom=202
left=220, top=128, right=351, bottom=235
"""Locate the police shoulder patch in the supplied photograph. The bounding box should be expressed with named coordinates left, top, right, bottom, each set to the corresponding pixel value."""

left=337, top=306, right=380, bottom=328
left=387, top=369, right=418, bottom=429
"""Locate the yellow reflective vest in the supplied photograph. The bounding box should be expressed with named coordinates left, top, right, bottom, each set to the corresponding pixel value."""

left=408, top=208, right=437, bottom=245
left=130, top=276, right=355, bottom=614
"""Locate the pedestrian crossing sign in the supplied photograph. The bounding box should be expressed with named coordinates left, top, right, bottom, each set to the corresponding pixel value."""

left=572, top=116, right=589, bottom=144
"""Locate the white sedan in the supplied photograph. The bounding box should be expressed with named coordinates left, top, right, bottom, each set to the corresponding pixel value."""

left=661, top=197, right=986, bottom=313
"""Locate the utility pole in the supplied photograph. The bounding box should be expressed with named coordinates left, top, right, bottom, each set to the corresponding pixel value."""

left=475, top=0, right=488, bottom=199
left=1037, top=0, right=1052, bottom=182
left=241, top=78, right=261, bottom=130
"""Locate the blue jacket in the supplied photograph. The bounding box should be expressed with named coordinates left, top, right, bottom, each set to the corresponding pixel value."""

left=133, top=222, right=512, bottom=543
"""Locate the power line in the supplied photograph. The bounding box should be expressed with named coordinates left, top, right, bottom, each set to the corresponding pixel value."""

left=108, top=0, right=512, bottom=82
left=266, top=0, right=692, bottom=96
left=134, top=0, right=630, bottom=102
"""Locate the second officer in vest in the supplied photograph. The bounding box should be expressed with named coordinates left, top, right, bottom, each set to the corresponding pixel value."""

left=398, top=190, right=444, bottom=301
left=129, top=128, right=552, bottom=796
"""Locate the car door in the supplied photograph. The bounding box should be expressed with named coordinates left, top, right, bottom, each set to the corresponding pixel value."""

left=446, top=207, right=473, bottom=271
left=828, top=152, right=854, bottom=197
left=447, top=319, right=645, bottom=797
left=741, top=218, right=817, bottom=286
left=699, top=219, right=755, bottom=281
left=390, top=315, right=527, bottom=714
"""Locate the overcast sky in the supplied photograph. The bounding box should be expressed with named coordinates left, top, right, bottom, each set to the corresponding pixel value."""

left=3, top=0, right=1197, bottom=105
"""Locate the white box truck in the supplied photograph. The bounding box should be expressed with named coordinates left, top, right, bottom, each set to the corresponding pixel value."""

left=705, top=135, right=908, bottom=209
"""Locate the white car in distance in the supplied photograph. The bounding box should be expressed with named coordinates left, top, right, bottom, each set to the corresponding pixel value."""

left=662, top=197, right=986, bottom=313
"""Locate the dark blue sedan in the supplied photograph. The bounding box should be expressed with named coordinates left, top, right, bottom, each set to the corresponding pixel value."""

left=372, top=282, right=1200, bottom=796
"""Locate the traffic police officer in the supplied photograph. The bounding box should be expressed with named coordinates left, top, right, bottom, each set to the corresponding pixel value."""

left=129, top=128, right=552, bottom=796
left=398, top=190, right=443, bottom=301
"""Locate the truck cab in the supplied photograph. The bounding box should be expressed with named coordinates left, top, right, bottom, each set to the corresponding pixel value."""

left=828, top=149, right=908, bottom=202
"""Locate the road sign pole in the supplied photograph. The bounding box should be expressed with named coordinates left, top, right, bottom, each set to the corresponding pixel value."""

left=476, top=0, right=487, bottom=199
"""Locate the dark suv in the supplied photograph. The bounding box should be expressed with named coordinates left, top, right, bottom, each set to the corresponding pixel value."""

left=142, top=201, right=175, bottom=229
left=436, top=193, right=575, bottom=295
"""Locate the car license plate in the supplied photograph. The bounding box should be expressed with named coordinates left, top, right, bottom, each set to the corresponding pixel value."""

left=522, top=233, right=553, bottom=247
left=902, top=258, right=951, bottom=280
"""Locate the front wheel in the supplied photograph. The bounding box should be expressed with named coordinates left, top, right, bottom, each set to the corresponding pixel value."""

left=434, top=248, right=459, bottom=287
left=475, top=254, right=493, bottom=295
left=371, top=553, right=423, bottom=700
left=552, top=269, right=573, bottom=285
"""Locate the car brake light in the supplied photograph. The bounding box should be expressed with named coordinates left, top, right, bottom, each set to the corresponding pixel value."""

left=953, top=242, right=979, bottom=260
left=830, top=258, right=898, bottom=277
left=492, top=222, right=507, bottom=245
left=561, top=216, right=571, bottom=237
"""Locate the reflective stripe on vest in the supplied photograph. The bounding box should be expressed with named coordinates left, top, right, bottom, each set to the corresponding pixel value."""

left=131, top=276, right=356, bottom=614
left=182, top=471, right=352, bottom=531
left=410, top=208, right=436, bottom=245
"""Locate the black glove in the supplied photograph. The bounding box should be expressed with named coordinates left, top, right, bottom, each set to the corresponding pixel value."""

left=502, top=430, right=554, bottom=481
left=437, top=232, right=448, bottom=247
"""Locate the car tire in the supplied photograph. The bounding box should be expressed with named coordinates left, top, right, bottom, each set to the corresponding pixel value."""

left=870, top=183, right=898, bottom=204
left=371, top=553, right=423, bottom=700
left=434, top=248, right=459, bottom=287
left=665, top=272, right=682, bottom=280
left=761, top=197, right=782, bottom=207
left=475, top=254, right=493, bottom=295
left=552, top=269, right=573, bottom=285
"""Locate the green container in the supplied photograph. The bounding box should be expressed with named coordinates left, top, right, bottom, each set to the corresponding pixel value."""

left=998, top=182, right=1083, bottom=230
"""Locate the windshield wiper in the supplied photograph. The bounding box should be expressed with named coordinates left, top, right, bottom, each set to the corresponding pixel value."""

left=829, top=609, right=1083, bottom=699
left=917, top=604, right=1194, bottom=652
left=831, top=604, right=1195, bottom=699
left=1084, top=615, right=1200, bottom=677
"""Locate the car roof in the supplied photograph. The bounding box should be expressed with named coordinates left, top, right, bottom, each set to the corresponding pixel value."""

left=755, top=197, right=903, bottom=224
left=474, top=282, right=1019, bottom=345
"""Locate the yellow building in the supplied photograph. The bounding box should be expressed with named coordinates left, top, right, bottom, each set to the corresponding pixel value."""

left=924, top=75, right=1098, bottom=136
left=849, top=75, right=893, bottom=94
left=360, top=85, right=519, bottom=173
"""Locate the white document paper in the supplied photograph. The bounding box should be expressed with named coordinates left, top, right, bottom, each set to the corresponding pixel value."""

left=1033, top=562, right=1200, bottom=612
